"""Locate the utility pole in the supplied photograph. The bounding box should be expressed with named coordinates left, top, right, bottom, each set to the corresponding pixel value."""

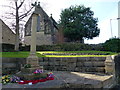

left=110, top=19, right=113, bottom=38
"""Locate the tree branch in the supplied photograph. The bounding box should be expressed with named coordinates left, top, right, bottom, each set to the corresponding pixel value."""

left=2, top=16, right=16, bottom=19
left=19, top=6, right=33, bottom=20
left=5, top=12, right=16, bottom=17
left=19, top=19, right=27, bottom=22
left=15, top=1, right=18, bottom=9
left=18, top=0, right=25, bottom=9
left=2, top=5, right=16, bottom=10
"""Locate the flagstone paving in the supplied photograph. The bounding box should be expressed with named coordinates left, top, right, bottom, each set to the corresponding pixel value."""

left=2, top=71, right=113, bottom=89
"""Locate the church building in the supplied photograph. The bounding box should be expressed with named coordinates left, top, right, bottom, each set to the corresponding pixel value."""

left=24, top=2, right=60, bottom=45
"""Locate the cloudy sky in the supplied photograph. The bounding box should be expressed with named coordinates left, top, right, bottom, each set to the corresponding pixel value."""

left=0, top=0, right=120, bottom=44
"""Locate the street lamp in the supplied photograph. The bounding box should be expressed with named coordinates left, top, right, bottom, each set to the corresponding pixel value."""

left=110, top=18, right=120, bottom=38
left=110, top=19, right=113, bottom=38
left=118, top=18, right=120, bottom=38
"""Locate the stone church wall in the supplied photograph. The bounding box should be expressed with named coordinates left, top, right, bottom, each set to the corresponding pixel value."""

left=0, top=19, right=15, bottom=45
left=24, top=32, right=53, bottom=45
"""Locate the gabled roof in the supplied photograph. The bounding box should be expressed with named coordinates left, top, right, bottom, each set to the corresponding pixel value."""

left=0, top=19, right=15, bottom=35
left=50, top=15, right=58, bottom=30
left=25, top=4, right=58, bottom=30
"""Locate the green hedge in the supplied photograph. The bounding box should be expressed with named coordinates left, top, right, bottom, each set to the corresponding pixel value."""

left=20, top=43, right=104, bottom=51
left=103, top=38, right=120, bottom=52
left=2, top=43, right=15, bottom=52
left=3, top=38, right=119, bottom=52
left=58, top=43, right=92, bottom=51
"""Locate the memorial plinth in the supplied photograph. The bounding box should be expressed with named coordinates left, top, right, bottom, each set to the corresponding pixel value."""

left=26, top=53, right=39, bottom=68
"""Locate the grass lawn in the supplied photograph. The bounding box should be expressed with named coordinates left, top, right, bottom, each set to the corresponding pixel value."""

left=0, top=51, right=117, bottom=58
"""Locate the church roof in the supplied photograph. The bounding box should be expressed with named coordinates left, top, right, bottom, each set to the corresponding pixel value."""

left=25, top=3, right=58, bottom=29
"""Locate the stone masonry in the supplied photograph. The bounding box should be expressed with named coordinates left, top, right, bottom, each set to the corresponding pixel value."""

left=40, top=57, right=106, bottom=73
left=0, top=19, right=15, bottom=45
left=2, top=55, right=118, bottom=89
left=2, top=57, right=107, bottom=73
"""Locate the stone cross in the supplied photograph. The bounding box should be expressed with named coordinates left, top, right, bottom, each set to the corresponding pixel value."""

left=26, top=2, right=41, bottom=68
left=30, top=13, right=37, bottom=54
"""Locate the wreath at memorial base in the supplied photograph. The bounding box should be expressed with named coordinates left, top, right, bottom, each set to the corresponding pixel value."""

left=1, top=69, right=54, bottom=85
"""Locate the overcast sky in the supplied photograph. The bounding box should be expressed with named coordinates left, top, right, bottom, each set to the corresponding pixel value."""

left=0, top=0, right=120, bottom=44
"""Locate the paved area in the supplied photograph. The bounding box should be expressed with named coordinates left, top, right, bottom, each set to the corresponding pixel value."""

left=110, top=84, right=120, bottom=90
left=2, top=71, right=113, bottom=89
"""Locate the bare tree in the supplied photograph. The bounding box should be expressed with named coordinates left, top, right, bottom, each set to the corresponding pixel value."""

left=1, top=0, right=35, bottom=51
left=14, top=0, right=35, bottom=51
left=1, top=0, right=50, bottom=51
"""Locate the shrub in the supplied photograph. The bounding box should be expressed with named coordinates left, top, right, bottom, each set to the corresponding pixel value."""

left=20, top=43, right=104, bottom=51
left=19, top=45, right=30, bottom=51
left=103, top=38, right=120, bottom=52
left=89, top=44, right=104, bottom=51
left=20, top=45, right=60, bottom=51
left=59, top=43, right=92, bottom=51
left=36, top=45, right=57, bottom=51
left=2, top=43, right=15, bottom=52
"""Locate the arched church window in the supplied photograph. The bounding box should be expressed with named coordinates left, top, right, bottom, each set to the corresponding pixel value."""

left=37, top=15, right=40, bottom=32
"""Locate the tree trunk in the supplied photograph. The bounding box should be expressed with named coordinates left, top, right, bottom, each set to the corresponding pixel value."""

left=14, top=2, right=19, bottom=51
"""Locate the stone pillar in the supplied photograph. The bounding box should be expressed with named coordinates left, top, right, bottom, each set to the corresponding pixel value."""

left=114, top=55, right=120, bottom=84
left=0, top=20, right=2, bottom=82
left=30, top=14, right=37, bottom=54
left=0, top=20, right=2, bottom=45
left=118, top=1, right=120, bottom=38
left=26, top=13, right=39, bottom=68
left=105, top=56, right=115, bottom=75
left=105, top=55, right=116, bottom=86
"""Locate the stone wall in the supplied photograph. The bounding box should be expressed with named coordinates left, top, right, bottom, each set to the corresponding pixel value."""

left=2, top=57, right=107, bottom=74
left=39, top=57, right=106, bottom=73
left=0, top=20, right=2, bottom=44
left=2, top=58, right=26, bottom=74
left=2, top=56, right=119, bottom=88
